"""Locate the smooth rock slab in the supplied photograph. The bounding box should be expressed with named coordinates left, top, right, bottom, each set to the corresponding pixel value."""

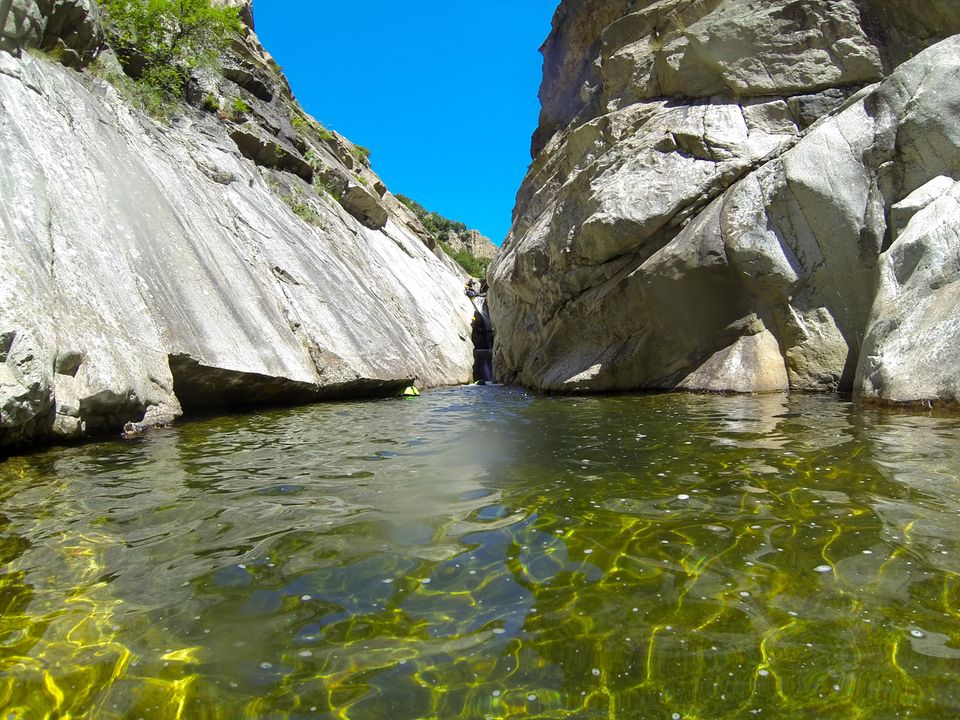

left=0, top=53, right=473, bottom=448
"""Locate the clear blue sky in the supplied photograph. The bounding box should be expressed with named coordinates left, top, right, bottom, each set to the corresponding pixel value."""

left=253, top=1, right=558, bottom=245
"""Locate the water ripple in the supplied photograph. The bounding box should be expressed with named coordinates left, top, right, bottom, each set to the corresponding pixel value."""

left=1, top=388, right=960, bottom=718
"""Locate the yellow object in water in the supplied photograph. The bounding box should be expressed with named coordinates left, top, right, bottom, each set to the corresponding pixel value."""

left=401, top=386, right=421, bottom=397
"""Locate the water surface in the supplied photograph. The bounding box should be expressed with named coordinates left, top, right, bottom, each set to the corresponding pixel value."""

left=1, top=387, right=959, bottom=719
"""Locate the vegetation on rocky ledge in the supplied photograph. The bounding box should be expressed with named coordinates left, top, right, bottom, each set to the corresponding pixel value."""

left=396, top=194, right=491, bottom=277
left=99, top=0, right=241, bottom=114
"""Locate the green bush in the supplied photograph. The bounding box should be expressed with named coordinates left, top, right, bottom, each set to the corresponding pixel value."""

left=267, top=179, right=322, bottom=225
left=422, top=212, right=467, bottom=237
left=439, top=242, right=490, bottom=278
left=394, top=194, right=488, bottom=276
left=396, top=195, right=465, bottom=236
left=201, top=93, right=219, bottom=112
left=90, top=58, right=175, bottom=118
left=351, top=145, right=371, bottom=166
left=315, top=175, right=341, bottom=202
left=288, top=194, right=320, bottom=225
left=230, top=96, right=251, bottom=117
left=395, top=194, right=426, bottom=215
left=100, top=0, right=241, bottom=108
left=290, top=114, right=308, bottom=133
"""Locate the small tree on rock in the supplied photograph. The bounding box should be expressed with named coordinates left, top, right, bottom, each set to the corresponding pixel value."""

left=100, top=0, right=241, bottom=98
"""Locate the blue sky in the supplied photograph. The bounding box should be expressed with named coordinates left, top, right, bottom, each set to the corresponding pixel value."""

left=253, top=1, right=558, bottom=244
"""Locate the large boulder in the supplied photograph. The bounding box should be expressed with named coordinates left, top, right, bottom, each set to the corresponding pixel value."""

left=1, top=0, right=102, bottom=66
left=0, top=0, right=43, bottom=53
left=36, top=0, right=103, bottom=67
left=490, top=0, right=960, bottom=406
left=340, top=182, right=389, bottom=230
left=857, top=180, right=960, bottom=405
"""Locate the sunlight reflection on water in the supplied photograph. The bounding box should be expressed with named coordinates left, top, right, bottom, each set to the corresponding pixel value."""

left=1, top=387, right=959, bottom=718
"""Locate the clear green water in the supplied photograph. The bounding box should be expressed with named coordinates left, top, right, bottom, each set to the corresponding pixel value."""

left=1, top=387, right=960, bottom=719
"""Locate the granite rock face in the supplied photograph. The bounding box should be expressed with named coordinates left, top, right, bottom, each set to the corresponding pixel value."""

left=443, top=229, right=498, bottom=262
left=489, top=0, right=960, bottom=406
left=0, top=1, right=474, bottom=450
left=858, top=179, right=960, bottom=406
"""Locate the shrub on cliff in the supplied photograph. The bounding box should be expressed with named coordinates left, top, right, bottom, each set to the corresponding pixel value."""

left=100, top=0, right=241, bottom=104
left=396, top=194, right=489, bottom=277
left=440, top=242, right=490, bottom=278
left=396, top=194, right=468, bottom=237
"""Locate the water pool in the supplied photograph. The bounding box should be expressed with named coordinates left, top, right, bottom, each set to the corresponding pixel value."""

left=1, top=387, right=959, bottom=718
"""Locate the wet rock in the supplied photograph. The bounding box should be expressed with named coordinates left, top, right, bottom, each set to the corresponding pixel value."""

left=169, top=354, right=410, bottom=411
left=0, top=330, right=53, bottom=439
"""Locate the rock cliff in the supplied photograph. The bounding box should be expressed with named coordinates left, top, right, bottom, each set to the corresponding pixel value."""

left=489, top=0, right=960, bottom=406
left=0, top=0, right=475, bottom=450
left=444, top=229, right=498, bottom=262
left=393, top=194, right=498, bottom=278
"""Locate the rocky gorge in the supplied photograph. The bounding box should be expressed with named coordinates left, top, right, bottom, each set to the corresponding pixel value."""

left=488, top=0, right=960, bottom=406
left=0, top=0, right=481, bottom=450
left=4, top=0, right=960, bottom=456
left=4, top=5, right=960, bottom=716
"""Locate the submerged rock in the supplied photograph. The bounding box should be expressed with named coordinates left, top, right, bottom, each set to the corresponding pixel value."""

left=0, top=1, right=474, bottom=450
left=489, top=0, right=960, bottom=406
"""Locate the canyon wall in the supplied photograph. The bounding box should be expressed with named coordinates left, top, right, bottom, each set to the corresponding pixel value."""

left=0, top=0, right=475, bottom=449
left=489, top=0, right=960, bottom=405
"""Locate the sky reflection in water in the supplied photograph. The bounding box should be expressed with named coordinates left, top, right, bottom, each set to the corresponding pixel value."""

left=1, top=387, right=959, bottom=718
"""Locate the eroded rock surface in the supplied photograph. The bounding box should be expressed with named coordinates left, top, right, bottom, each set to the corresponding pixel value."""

left=489, top=0, right=960, bottom=406
left=0, top=1, right=474, bottom=450
left=443, top=229, right=498, bottom=261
